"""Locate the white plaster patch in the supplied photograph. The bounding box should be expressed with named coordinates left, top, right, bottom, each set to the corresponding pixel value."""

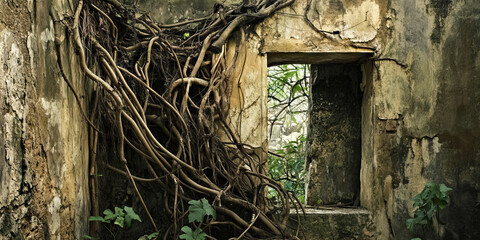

left=421, top=138, right=432, bottom=166
left=48, top=196, right=62, bottom=237
left=27, top=32, right=35, bottom=77
left=40, top=20, right=55, bottom=52
left=341, top=0, right=381, bottom=42
left=1, top=29, right=26, bottom=119
left=432, top=136, right=440, bottom=153
left=3, top=113, right=21, bottom=204
left=40, top=97, right=62, bottom=129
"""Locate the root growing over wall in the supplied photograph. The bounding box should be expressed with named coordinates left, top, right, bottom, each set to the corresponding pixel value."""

left=65, top=0, right=302, bottom=239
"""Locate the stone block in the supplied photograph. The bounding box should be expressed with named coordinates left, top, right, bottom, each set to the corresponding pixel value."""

left=288, top=207, right=375, bottom=240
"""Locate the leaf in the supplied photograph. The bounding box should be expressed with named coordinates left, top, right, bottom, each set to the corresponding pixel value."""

left=114, top=216, right=125, bottom=228
left=439, top=184, right=452, bottom=193
left=103, top=208, right=114, bottom=216
left=406, top=218, right=416, bottom=231
left=124, top=206, right=142, bottom=227
left=192, top=228, right=207, bottom=240
left=298, top=195, right=305, bottom=204
left=438, top=199, right=449, bottom=209
left=115, top=207, right=125, bottom=217
left=188, top=200, right=205, bottom=223
left=82, top=235, right=99, bottom=240
left=201, top=198, right=216, bottom=220
left=180, top=226, right=194, bottom=240
left=103, top=209, right=116, bottom=221
left=188, top=198, right=216, bottom=223
left=411, top=238, right=422, bottom=240
left=146, top=232, right=159, bottom=240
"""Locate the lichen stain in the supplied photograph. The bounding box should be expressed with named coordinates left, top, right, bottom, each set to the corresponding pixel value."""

left=428, top=0, right=453, bottom=44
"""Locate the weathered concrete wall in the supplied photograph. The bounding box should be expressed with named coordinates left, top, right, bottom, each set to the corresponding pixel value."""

left=124, top=0, right=242, bottom=24
left=364, top=0, right=480, bottom=239
left=222, top=0, right=480, bottom=239
left=0, top=0, right=90, bottom=239
left=2, top=0, right=479, bottom=239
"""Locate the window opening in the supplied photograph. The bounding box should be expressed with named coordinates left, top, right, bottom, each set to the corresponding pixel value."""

left=267, top=64, right=310, bottom=204
left=267, top=63, right=363, bottom=207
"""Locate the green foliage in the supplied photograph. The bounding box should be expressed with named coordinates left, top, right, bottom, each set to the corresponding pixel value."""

left=85, top=206, right=154, bottom=239
left=179, top=198, right=216, bottom=240
left=88, top=206, right=142, bottom=228
left=187, top=198, right=216, bottom=223
left=267, top=64, right=308, bottom=106
left=81, top=235, right=99, bottom=240
left=268, top=135, right=306, bottom=202
left=179, top=226, right=207, bottom=240
left=139, top=232, right=159, bottom=240
left=406, top=183, right=452, bottom=232
left=267, top=64, right=309, bottom=204
left=146, top=232, right=159, bottom=239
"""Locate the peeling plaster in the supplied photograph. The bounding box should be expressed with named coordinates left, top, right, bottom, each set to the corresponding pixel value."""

left=40, top=20, right=55, bottom=52
left=1, top=29, right=26, bottom=120
left=48, top=196, right=62, bottom=238
left=40, top=98, right=62, bottom=129
left=341, top=0, right=380, bottom=42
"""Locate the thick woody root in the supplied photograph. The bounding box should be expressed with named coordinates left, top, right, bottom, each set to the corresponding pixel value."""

left=70, top=0, right=302, bottom=239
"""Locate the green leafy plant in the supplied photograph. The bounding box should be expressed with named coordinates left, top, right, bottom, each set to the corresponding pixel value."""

left=89, top=206, right=142, bottom=228
left=268, top=134, right=306, bottom=203
left=180, top=198, right=216, bottom=240
left=146, top=232, right=159, bottom=239
left=406, top=183, right=452, bottom=239
left=82, top=206, right=146, bottom=240
left=267, top=64, right=309, bottom=205
left=187, top=198, right=216, bottom=223
left=138, top=232, right=159, bottom=240
left=180, top=226, right=207, bottom=240
left=81, top=235, right=99, bottom=240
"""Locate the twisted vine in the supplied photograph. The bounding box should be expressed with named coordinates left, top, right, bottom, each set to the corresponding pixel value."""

left=69, top=0, right=301, bottom=239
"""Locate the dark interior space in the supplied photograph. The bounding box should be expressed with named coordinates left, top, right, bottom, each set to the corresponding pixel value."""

left=306, top=64, right=363, bottom=206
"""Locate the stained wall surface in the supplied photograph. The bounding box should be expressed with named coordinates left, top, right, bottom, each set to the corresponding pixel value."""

left=0, top=0, right=90, bottom=239
left=227, top=0, right=480, bottom=239
left=141, top=0, right=480, bottom=239
left=1, top=0, right=479, bottom=239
